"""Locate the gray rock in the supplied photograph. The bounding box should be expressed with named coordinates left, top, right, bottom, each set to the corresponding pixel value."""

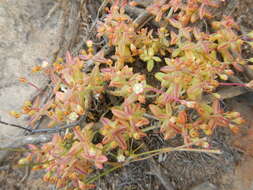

left=0, top=0, right=65, bottom=142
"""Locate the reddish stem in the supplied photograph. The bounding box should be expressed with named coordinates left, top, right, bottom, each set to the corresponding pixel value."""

left=27, top=82, right=42, bottom=91
left=145, top=87, right=164, bottom=94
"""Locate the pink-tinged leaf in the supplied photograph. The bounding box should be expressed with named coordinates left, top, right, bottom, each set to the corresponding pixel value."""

left=28, top=144, right=38, bottom=150
left=177, top=110, right=187, bottom=124
left=181, top=42, right=196, bottom=51
left=95, top=155, right=108, bottom=169
left=200, top=41, right=213, bottom=53
left=169, top=18, right=182, bottom=29
left=111, top=108, right=129, bottom=119
left=68, top=143, right=82, bottom=156
left=73, top=127, right=85, bottom=142
left=161, top=122, right=177, bottom=140
left=135, top=118, right=149, bottom=127
left=170, top=31, right=178, bottom=45
left=193, top=27, right=202, bottom=40
left=109, top=80, right=124, bottom=87
left=203, top=0, right=220, bottom=8
left=78, top=180, right=96, bottom=190
left=212, top=100, right=222, bottom=114
left=187, top=84, right=203, bottom=100
left=74, top=166, right=89, bottom=175
left=49, top=70, right=61, bottom=84
left=118, top=119, right=130, bottom=129
left=161, top=66, right=176, bottom=72
left=215, top=116, right=229, bottom=126
left=96, top=155, right=108, bottom=163
left=93, top=56, right=109, bottom=64
left=79, top=54, right=91, bottom=60
left=199, top=4, right=205, bottom=19
left=95, top=163, right=104, bottom=169
left=222, top=16, right=240, bottom=29
left=124, top=104, right=132, bottom=115
left=51, top=134, right=62, bottom=144
left=62, top=69, right=75, bottom=85
left=66, top=51, right=74, bottom=65
left=208, top=119, right=216, bottom=129
left=232, top=62, right=244, bottom=72
left=102, top=136, right=110, bottom=145
left=181, top=27, right=192, bottom=41
left=101, top=117, right=111, bottom=126
left=124, top=93, right=137, bottom=105
left=217, top=42, right=230, bottom=51
left=115, top=135, right=127, bottom=150
left=173, top=84, right=180, bottom=99
left=169, top=0, right=181, bottom=11
left=55, top=91, right=66, bottom=102
left=149, top=104, right=169, bottom=119
left=101, top=67, right=116, bottom=73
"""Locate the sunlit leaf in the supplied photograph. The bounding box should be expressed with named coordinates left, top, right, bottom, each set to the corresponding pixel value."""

left=147, top=59, right=154, bottom=72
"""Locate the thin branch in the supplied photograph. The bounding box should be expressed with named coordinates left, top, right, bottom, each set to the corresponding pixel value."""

left=0, top=120, right=32, bottom=132
left=0, top=115, right=86, bottom=134
left=30, top=115, right=86, bottom=134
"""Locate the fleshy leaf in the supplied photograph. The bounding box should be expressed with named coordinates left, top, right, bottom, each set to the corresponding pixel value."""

left=147, top=59, right=154, bottom=72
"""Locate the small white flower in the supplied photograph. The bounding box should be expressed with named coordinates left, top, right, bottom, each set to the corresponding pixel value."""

left=185, top=101, right=196, bottom=108
left=133, top=83, right=144, bottom=94
left=117, top=154, right=125, bottom=162
left=42, top=61, right=49, bottom=68
left=94, top=93, right=101, bottom=100
left=68, top=112, right=79, bottom=121
left=60, top=84, right=68, bottom=93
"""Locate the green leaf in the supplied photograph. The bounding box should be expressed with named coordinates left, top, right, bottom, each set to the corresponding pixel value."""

left=172, top=48, right=181, bottom=57
left=148, top=47, right=154, bottom=57
left=247, top=31, right=253, bottom=38
left=155, top=72, right=166, bottom=81
left=139, top=53, right=146, bottom=61
left=247, top=41, right=253, bottom=48
left=187, top=84, right=203, bottom=100
left=164, top=58, right=171, bottom=65
left=248, top=58, right=253, bottom=62
left=147, top=59, right=154, bottom=72
left=153, top=56, right=162, bottom=62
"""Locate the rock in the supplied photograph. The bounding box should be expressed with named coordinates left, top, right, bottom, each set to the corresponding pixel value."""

left=0, top=0, right=65, bottom=143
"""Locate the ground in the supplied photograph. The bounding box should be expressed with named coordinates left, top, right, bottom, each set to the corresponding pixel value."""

left=0, top=0, right=253, bottom=190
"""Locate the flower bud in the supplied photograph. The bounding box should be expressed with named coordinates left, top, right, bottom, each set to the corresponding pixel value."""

left=86, top=40, right=93, bottom=48
left=9, top=111, right=21, bottom=118
left=232, top=117, right=244, bottom=125
left=133, top=83, right=144, bottom=94
left=117, top=154, right=126, bottom=162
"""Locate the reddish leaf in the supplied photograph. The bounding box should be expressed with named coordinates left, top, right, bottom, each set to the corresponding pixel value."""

left=199, top=4, right=205, bottom=19
left=149, top=104, right=169, bottom=119
left=111, top=108, right=129, bottom=119
left=177, top=110, right=187, bottom=125
left=135, top=118, right=149, bottom=127
left=169, top=18, right=182, bottom=29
